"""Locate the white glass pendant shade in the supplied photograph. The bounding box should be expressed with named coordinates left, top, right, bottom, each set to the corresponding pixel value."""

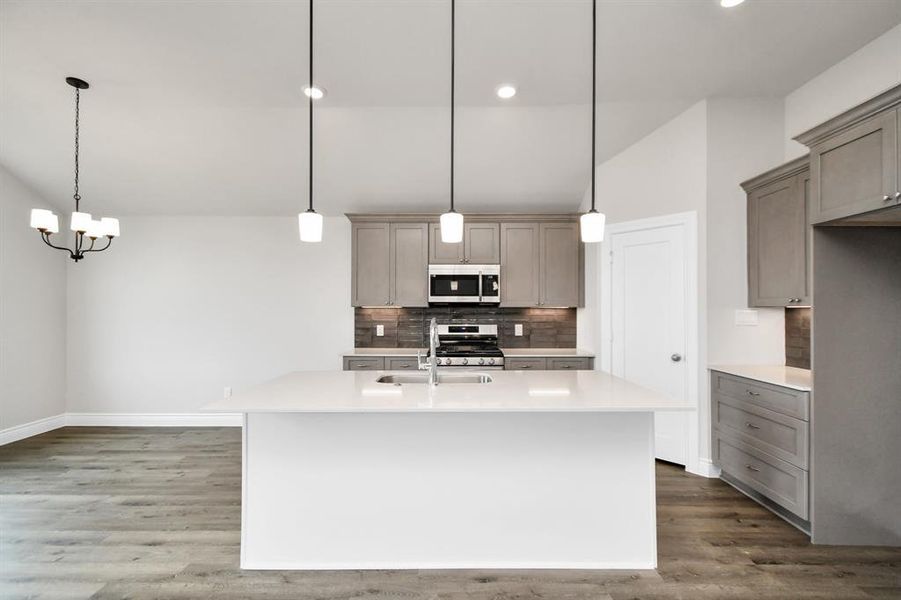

left=85, top=219, right=106, bottom=239
left=70, top=211, right=92, bottom=232
left=30, top=209, right=59, bottom=233
left=101, top=217, right=120, bottom=237
left=298, top=210, right=323, bottom=243
left=440, top=211, right=464, bottom=243
left=580, top=210, right=606, bottom=243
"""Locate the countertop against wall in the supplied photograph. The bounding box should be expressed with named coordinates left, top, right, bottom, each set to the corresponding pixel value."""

left=344, top=348, right=595, bottom=359
left=709, top=364, right=812, bottom=391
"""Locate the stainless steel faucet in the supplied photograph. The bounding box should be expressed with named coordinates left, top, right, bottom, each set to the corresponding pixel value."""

left=417, top=317, right=440, bottom=386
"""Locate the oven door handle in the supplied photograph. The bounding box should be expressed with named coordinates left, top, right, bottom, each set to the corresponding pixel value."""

left=478, top=269, right=483, bottom=303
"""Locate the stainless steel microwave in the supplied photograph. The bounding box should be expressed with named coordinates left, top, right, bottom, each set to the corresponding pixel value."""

left=428, top=264, right=500, bottom=304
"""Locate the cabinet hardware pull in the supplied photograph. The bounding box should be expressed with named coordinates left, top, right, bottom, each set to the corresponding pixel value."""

left=745, top=422, right=760, bottom=430
left=883, top=195, right=893, bottom=203
left=560, top=365, right=571, bottom=369
left=521, top=365, right=532, bottom=369
left=399, top=365, right=409, bottom=369
left=356, top=364, right=369, bottom=368
left=745, top=464, right=760, bottom=472
left=895, top=191, right=901, bottom=200
left=746, top=390, right=760, bottom=396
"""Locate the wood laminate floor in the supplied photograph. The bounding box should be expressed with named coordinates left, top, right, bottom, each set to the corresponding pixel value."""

left=1, top=427, right=899, bottom=599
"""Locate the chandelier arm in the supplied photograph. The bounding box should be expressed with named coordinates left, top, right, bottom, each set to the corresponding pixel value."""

left=41, top=232, right=76, bottom=259
left=83, top=237, right=112, bottom=253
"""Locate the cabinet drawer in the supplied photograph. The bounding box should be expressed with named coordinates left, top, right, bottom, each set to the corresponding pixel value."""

left=386, top=357, right=418, bottom=370
left=711, top=371, right=809, bottom=421
left=505, top=358, right=547, bottom=370
left=715, top=435, right=808, bottom=520
left=343, top=357, right=385, bottom=371
left=714, top=395, right=808, bottom=469
left=548, top=357, right=592, bottom=371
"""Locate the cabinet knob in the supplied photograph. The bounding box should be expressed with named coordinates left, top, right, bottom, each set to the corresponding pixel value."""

left=895, top=191, right=901, bottom=201
left=884, top=195, right=894, bottom=203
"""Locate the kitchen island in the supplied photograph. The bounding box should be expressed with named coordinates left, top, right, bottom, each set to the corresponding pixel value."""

left=205, top=369, right=691, bottom=570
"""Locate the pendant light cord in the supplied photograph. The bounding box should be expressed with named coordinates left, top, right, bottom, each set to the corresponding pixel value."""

left=308, top=0, right=314, bottom=213
left=590, top=0, right=596, bottom=213
left=450, top=0, right=455, bottom=213
left=74, top=87, right=81, bottom=211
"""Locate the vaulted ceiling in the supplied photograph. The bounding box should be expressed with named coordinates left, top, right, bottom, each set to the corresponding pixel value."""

left=2, top=0, right=900, bottom=215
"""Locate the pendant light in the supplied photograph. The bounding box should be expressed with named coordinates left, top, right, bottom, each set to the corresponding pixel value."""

left=298, top=0, right=323, bottom=243
left=580, top=0, right=606, bottom=243
left=440, top=0, right=464, bottom=243
left=30, top=77, right=120, bottom=261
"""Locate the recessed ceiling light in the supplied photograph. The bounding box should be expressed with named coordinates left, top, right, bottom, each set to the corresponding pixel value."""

left=496, top=85, right=516, bottom=99
left=303, top=86, right=325, bottom=99
left=720, top=0, right=746, bottom=7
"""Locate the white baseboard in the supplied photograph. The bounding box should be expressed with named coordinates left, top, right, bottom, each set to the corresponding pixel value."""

left=65, top=412, right=243, bottom=427
left=687, top=458, right=721, bottom=479
left=1, top=412, right=242, bottom=445
left=0, top=414, right=67, bottom=446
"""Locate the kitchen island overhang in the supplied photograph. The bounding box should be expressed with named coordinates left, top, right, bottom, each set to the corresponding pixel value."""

left=205, top=369, right=692, bottom=570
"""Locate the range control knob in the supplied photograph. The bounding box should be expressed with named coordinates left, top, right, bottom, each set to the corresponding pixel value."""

left=488, top=358, right=495, bottom=365
left=478, top=358, right=485, bottom=365
left=461, top=358, right=468, bottom=365
left=435, top=358, right=442, bottom=365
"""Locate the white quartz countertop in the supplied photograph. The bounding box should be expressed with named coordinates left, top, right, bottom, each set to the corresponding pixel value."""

left=205, top=369, right=689, bottom=413
left=343, top=348, right=594, bottom=358
left=501, top=348, right=595, bottom=358
left=709, top=365, right=812, bottom=391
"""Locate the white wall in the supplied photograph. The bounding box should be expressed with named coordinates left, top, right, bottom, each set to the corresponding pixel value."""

left=705, top=98, right=786, bottom=367
left=784, top=24, right=901, bottom=160
left=65, top=216, right=353, bottom=415
left=0, top=165, right=67, bottom=430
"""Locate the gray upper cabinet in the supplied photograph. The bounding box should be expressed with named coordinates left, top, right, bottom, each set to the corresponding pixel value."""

left=464, top=223, right=500, bottom=264
left=390, top=223, right=429, bottom=307
left=351, top=222, right=391, bottom=307
left=795, top=85, right=901, bottom=224
left=429, top=222, right=500, bottom=264
left=352, top=221, right=427, bottom=307
left=539, top=222, right=581, bottom=307
left=500, top=222, right=540, bottom=307
left=743, top=158, right=810, bottom=307
left=428, top=223, right=464, bottom=264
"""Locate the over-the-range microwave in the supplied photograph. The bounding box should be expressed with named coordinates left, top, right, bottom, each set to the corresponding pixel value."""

left=428, top=264, right=500, bottom=304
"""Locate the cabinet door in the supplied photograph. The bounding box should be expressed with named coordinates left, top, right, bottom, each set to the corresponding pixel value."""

left=390, top=223, right=429, bottom=307
left=500, top=223, right=540, bottom=307
left=428, top=222, right=464, bottom=264
left=809, top=109, right=898, bottom=224
left=748, top=174, right=809, bottom=307
left=464, top=222, right=500, bottom=264
left=539, top=222, right=581, bottom=307
left=351, top=223, right=390, bottom=307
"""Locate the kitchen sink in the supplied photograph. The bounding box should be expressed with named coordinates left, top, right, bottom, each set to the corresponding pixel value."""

left=376, top=373, right=493, bottom=385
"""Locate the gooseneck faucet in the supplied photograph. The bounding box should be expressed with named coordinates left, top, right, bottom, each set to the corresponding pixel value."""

left=418, top=317, right=440, bottom=386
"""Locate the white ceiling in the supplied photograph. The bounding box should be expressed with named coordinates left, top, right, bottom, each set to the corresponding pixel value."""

left=2, top=0, right=900, bottom=216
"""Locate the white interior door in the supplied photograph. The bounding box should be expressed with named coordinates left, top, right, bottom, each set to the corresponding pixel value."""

left=610, top=224, right=689, bottom=465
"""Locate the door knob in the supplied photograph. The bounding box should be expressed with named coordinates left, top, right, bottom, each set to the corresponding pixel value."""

left=670, top=353, right=682, bottom=362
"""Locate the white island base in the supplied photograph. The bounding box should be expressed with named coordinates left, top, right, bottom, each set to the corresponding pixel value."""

left=241, top=411, right=657, bottom=570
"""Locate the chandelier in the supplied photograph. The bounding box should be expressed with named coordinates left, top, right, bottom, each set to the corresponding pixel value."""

left=30, top=77, right=119, bottom=261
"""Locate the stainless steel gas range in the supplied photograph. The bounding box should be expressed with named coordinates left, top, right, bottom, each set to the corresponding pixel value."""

left=433, top=324, right=504, bottom=369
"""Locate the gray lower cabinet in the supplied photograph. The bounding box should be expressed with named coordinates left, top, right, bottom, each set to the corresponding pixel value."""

left=743, top=159, right=810, bottom=307
left=547, top=357, right=593, bottom=370
left=711, top=370, right=810, bottom=524
left=352, top=222, right=427, bottom=307
left=795, top=86, right=901, bottom=224
left=500, top=223, right=541, bottom=307
left=385, top=357, right=418, bottom=370
left=343, top=356, right=385, bottom=371
left=505, top=357, right=547, bottom=370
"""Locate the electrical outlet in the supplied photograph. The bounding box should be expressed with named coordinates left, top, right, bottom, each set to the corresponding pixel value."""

left=376, top=324, right=385, bottom=337
left=514, top=323, right=523, bottom=336
left=223, top=386, right=232, bottom=399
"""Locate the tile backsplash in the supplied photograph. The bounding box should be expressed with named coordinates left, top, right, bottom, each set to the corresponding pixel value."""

left=785, top=307, right=811, bottom=369
left=355, top=307, right=577, bottom=349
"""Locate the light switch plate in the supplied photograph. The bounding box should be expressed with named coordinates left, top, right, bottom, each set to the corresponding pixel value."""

left=734, top=309, right=759, bottom=326
left=223, top=386, right=232, bottom=399
left=514, top=323, right=523, bottom=336
left=376, top=324, right=385, bottom=337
